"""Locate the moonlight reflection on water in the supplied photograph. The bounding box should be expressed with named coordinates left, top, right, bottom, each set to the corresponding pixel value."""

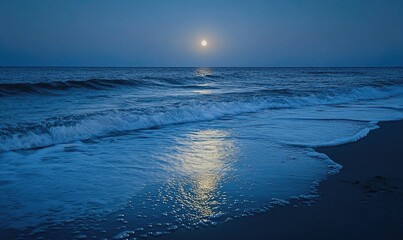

left=162, top=130, right=237, bottom=222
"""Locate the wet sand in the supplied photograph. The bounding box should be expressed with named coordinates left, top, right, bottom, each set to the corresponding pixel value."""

left=154, top=120, right=403, bottom=240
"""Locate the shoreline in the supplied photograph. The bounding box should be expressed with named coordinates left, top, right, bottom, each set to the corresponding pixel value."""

left=154, top=120, right=403, bottom=240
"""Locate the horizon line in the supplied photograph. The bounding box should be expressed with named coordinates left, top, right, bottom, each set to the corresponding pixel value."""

left=1, top=65, right=403, bottom=68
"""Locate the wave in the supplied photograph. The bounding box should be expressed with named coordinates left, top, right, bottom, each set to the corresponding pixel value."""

left=0, top=78, right=154, bottom=96
left=0, top=86, right=402, bottom=151
left=283, top=124, right=380, bottom=148
left=0, top=74, right=223, bottom=96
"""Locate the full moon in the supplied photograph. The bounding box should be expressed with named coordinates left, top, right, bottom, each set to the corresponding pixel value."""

left=201, top=40, right=207, bottom=47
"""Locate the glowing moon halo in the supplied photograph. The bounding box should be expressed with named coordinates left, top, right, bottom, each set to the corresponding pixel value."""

left=201, top=40, right=207, bottom=47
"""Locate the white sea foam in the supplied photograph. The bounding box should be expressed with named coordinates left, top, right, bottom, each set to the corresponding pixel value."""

left=282, top=124, right=380, bottom=148
left=1, top=85, right=402, bottom=152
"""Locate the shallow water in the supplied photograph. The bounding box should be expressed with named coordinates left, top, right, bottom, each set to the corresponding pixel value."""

left=0, top=67, right=402, bottom=239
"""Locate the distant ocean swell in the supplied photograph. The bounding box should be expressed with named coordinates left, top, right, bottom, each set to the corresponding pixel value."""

left=0, top=79, right=153, bottom=96
left=1, top=85, right=401, bottom=151
left=0, top=70, right=397, bottom=97
left=0, top=75, right=223, bottom=96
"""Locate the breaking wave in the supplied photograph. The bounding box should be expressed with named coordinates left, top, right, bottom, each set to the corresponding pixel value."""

left=1, top=85, right=402, bottom=151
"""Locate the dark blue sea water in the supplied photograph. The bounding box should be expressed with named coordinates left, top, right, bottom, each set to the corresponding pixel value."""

left=1, top=67, right=403, bottom=239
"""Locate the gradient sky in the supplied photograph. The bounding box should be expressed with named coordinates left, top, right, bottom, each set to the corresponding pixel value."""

left=1, top=0, right=403, bottom=67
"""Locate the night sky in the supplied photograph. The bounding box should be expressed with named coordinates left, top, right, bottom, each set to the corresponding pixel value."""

left=1, top=0, right=403, bottom=67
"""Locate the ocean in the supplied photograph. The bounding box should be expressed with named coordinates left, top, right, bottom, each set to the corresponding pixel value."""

left=1, top=67, right=402, bottom=239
